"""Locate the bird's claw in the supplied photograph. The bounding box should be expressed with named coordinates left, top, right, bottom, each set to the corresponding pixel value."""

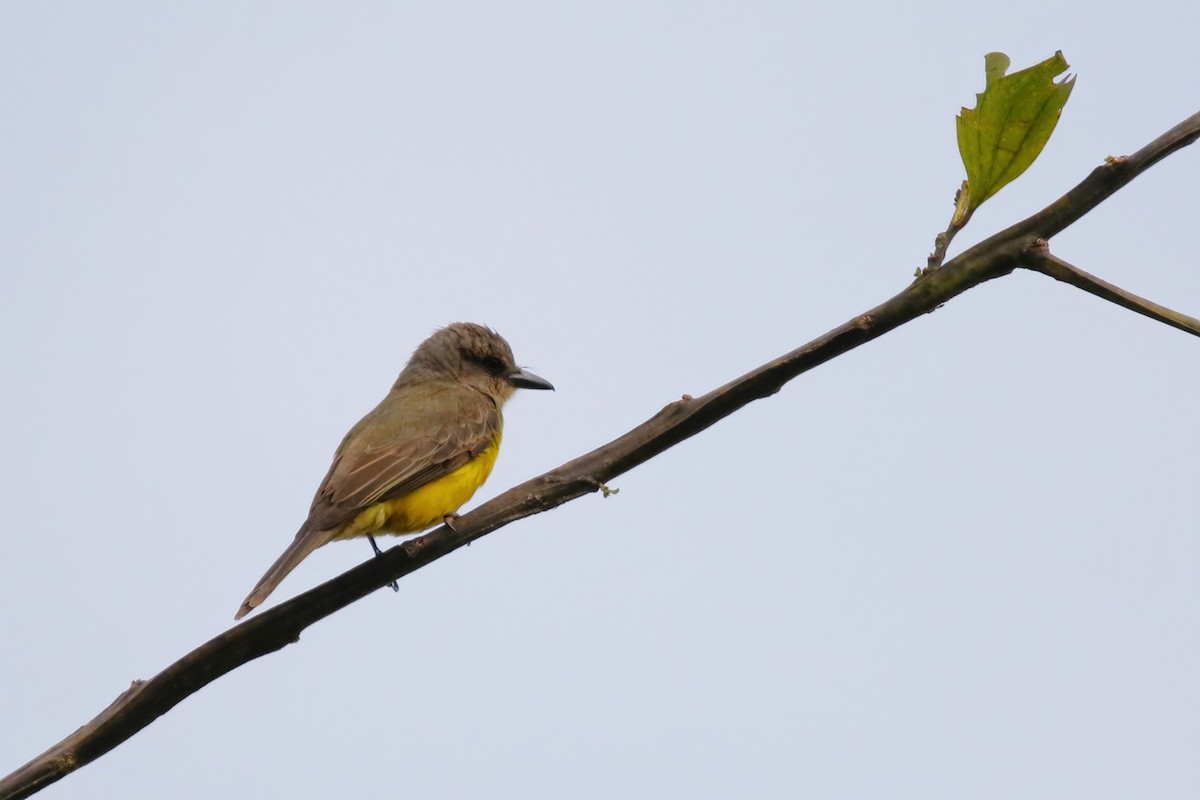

left=368, top=535, right=400, bottom=592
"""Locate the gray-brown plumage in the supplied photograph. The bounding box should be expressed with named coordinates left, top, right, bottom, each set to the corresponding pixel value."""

left=235, top=323, right=552, bottom=619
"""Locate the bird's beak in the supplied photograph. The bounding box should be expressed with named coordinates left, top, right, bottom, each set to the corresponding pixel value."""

left=508, top=368, right=554, bottom=391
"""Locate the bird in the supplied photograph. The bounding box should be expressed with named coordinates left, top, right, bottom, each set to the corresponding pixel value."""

left=235, top=323, right=553, bottom=619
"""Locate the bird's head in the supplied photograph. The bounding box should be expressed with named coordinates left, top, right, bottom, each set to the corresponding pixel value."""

left=403, top=322, right=553, bottom=402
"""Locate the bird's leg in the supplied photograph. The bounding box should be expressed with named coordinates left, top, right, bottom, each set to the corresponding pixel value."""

left=368, top=535, right=400, bottom=592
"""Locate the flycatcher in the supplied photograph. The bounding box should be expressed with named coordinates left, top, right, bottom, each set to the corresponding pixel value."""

left=235, top=323, right=552, bottom=619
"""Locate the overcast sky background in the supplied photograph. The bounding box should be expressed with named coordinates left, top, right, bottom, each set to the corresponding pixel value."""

left=3, top=2, right=1198, bottom=798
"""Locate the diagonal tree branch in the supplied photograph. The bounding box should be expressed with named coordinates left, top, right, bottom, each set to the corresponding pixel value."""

left=3, top=109, right=1198, bottom=800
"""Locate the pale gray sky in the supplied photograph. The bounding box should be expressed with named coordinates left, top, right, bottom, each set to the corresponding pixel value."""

left=2, top=3, right=1199, bottom=798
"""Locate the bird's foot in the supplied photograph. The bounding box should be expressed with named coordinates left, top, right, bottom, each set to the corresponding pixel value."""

left=368, top=535, right=400, bottom=592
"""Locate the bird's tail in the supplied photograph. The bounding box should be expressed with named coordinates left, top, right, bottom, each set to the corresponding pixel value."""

left=235, top=526, right=330, bottom=620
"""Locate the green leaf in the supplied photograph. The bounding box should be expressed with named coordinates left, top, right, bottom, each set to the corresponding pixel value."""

left=956, top=51, right=1075, bottom=211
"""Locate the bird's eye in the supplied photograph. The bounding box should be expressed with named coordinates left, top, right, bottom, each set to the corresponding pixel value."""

left=478, top=355, right=507, bottom=375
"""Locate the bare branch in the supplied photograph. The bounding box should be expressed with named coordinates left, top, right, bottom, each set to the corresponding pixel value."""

left=1022, top=240, right=1200, bottom=337
left=3, top=109, right=1198, bottom=800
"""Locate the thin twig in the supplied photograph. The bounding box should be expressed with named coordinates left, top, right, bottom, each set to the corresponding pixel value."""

left=1023, top=240, right=1200, bottom=337
left=925, top=180, right=972, bottom=272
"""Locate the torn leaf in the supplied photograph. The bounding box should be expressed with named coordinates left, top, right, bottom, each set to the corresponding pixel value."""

left=956, top=51, right=1075, bottom=211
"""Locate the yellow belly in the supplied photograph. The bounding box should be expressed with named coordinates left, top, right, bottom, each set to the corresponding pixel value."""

left=333, top=436, right=500, bottom=540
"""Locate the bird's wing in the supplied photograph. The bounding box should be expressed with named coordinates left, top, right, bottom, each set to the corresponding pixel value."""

left=234, top=385, right=499, bottom=620
left=301, top=386, right=500, bottom=534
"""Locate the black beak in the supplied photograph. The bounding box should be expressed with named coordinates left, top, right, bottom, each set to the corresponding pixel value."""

left=508, top=368, right=554, bottom=391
